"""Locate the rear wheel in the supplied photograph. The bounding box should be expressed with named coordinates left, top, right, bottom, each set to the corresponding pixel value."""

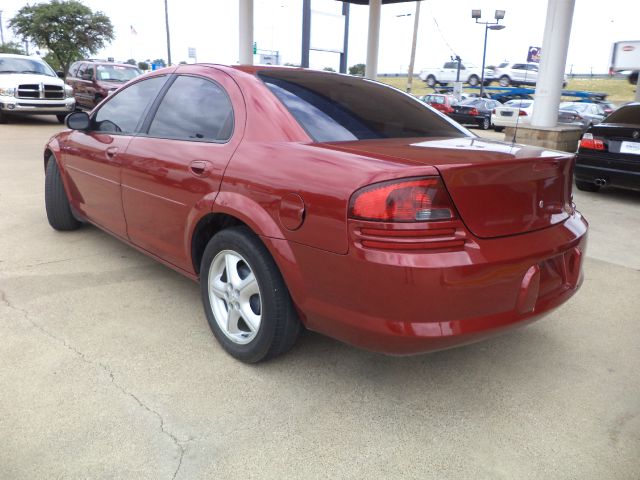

left=575, top=180, right=600, bottom=192
left=56, top=114, right=67, bottom=124
left=468, top=75, right=480, bottom=86
left=425, top=75, right=436, bottom=88
left=499, top=75, right=511, bottom=87
left=494, top=126, right=505, bottom=132
left=200, top=226, right=301, bottom=363
left=480, top=117, right=490, bottom=130
left=45, top=155, right=82, bottom=231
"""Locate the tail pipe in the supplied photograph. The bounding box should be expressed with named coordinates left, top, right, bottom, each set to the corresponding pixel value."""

left=594, top=178, right=608, bottom=187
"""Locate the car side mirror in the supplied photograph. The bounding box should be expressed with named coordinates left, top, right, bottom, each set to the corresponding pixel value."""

left=66, top=111, right=90, bottom=131
left=56, top=70, right=65, bottom=79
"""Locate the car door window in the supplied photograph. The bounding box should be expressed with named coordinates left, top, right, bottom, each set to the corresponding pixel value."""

left=93, top=76, right=166, bottom=134
left=147, top=75, right=234, bottom=142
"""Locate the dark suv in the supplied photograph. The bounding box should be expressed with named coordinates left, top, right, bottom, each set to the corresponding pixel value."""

left=66, top=60, right=142, bottom=110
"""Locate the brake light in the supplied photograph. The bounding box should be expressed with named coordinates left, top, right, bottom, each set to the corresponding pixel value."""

left=492, top=109, right=496, bottom=114
left=443, top=105, right=454, bottom=114
left=579, top=133, right=605, bottom=150
left=349, top=177, right=456, bottom=222
left=469, top=108, right=480, bottom=116
left=519, top=109, right=528, bottom=116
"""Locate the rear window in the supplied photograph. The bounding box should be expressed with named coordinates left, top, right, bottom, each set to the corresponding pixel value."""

left=603, top=104, right=640, bottom=125
left=258, top=70, right=465, bottom=142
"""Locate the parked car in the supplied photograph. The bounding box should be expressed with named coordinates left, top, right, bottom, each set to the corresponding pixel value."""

left=491, top=99, right=535, bottom=132
left=493, top=62, right=568, bottom=87
left=420, top=93, right=458, bottom=114
left=66, top=60, right=142, bottom=110
left=449, top=97, right=502, bottom=130
left=575, top=99, right=617, bottom=116
left=574, top=102, right=640, bottom=192
left=0, top=53, right=75, bottom=123
left=558, top=102, right=606, bottom=129
left=44, top=65, right=587, bottom=362
left=419, top=61, right=493, bottom=87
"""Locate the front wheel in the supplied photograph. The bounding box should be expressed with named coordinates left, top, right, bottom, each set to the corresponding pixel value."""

left=499, top=75, right=511, bottom=87
left=468, top=75, right=480, bottom=86
left=45, top=155, right=81, bottom=231
left=494, top=126, right=505, bottom=132
left=200, top=226, right=301, bottom=363
left=56, top=114, right=67, bottom=124
left=480, top=117, right=490, bottom=130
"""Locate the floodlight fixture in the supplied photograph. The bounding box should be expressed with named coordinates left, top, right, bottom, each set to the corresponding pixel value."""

left=495, top=10, right=506, bottom=20
left=472, top=9, right=481, bottom=19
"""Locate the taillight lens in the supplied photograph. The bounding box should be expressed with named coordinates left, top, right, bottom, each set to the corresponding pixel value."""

left=519, top=109, right=528, bottom=116
left=349, top=177, right=456, bottom=222
left=492, top=108, right=496, bottom=114
left=469, top=108, right=480, bottom=116
left=579, top=132, right=605, bottom=150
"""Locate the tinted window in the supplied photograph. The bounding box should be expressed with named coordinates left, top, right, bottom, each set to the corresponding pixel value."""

left=78, top=64, right=94, bottom=80
left=604, top=104, right=640, bottom=124
left=498, top=62, right=509, bottom=68
left=0, top=56, right=56, bottom=77
left=96, top=64, right=142, bottom=82
left=94, top=76, right=166, bottom=134
left=68, top=62, right=81, bottom=77
left=512, top=64, right=525, bottom=70
left=259, top=71, right=465, bottom=142
left=148, top=76, right=234, bottom=141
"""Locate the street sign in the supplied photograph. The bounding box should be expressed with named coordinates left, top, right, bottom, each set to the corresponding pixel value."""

left=188, top=47, right=197, bottom=59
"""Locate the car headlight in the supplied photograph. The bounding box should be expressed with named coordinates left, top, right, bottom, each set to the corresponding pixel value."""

left=0, top=87, right=16, bottom=97
left=64, top=85, right=74, bottom=98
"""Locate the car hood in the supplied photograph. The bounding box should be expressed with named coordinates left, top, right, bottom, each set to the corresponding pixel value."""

left=0, top=73, right=63, bottom=88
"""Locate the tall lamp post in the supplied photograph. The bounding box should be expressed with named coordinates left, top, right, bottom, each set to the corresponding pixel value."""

left=472, top=9, right=505, bottom=97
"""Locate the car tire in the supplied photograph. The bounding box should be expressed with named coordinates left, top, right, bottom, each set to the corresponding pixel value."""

left=499, top=75, right=511, bottom=87
left=200, top=226, right=301, bottom=363
left=56, top=114, right=67, bottom=124
left=468, top=75, right=480, bottom=86
left=493, top=126, right=505, bottom=132
left=575, top=180, right=600, bottom=192
left=425, top=75, right=436, bottom=88
left=0, top=110, right=7, bottom=124
left=45, top=155, right=82, bottom=231
left=480, top=117, right=490, bottom=130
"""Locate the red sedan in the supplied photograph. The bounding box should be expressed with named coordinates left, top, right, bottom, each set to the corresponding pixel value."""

left=44, top=65, right=588, bottom=362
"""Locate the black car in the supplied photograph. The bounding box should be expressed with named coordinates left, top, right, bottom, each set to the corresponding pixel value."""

left=449, top=98, right=502, bottom=130
left=575, top=103, right=640, bottom=192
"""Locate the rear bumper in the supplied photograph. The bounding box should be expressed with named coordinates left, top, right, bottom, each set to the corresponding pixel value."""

left=576, top=155, right=640, bottom=190
left=0, top=96, right=75, bottom=115
left=450, top=113, right=487, bottom=126
left=269, top=212, right=588, bottom=355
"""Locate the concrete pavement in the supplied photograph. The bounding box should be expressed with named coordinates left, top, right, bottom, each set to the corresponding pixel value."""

left=1, top=117, right=639, bottom=479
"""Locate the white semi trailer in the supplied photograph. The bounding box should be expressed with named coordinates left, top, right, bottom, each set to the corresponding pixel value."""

left=610, top=40, right=640, bottom=100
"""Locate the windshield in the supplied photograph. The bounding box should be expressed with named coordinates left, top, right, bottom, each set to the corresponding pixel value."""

left=259, top=70, right=466, bottom=142
left=96, top=65, right=142, bottom=82
left=603, top=104, right=640, bottom=125
left=460, top=98, right=483, bottom=106
left=560, top=103, right=588, bottom=113
left=0, top=56, right=56, bottom=77
left=507, top=100, right=532, bottom=108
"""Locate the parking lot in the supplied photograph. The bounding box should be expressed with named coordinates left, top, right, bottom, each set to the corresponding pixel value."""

left=1, top=116, right=639, bottom=479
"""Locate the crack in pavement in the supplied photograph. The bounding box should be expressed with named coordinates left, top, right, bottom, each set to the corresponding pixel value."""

left=0, top=289, right=187, bottom=480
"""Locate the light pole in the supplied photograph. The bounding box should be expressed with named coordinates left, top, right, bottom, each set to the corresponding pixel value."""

left=472, top=9, right=505, bottom=97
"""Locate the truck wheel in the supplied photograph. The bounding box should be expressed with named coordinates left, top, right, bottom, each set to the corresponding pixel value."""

left=468, top=75, right=480, bottom=86
left=56, top=114, right=67, bottom=124
left=499, top=75, right=511, bottom=87
left=575, top=180, right=600, bottom=192
left=425, top=75, right=436, bottom=88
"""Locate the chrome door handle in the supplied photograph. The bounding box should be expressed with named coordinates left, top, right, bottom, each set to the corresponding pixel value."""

left=106, top=147, right=118, bottom=158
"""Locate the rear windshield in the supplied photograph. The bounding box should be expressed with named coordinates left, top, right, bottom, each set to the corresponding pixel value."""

left=258, top=70, right=465, bottom=142
left=603, top=104, right=640, bottom=125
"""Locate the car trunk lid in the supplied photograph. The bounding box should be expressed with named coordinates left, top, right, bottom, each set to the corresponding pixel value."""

left=319, top=137, right=574, bottom=239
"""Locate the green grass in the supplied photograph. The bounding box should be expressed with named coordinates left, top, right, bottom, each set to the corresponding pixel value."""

left=378, top=76, right=636, bottom=105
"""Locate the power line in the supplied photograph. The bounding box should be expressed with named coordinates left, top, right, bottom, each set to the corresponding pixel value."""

left=425, top=0, right=457, bottom=57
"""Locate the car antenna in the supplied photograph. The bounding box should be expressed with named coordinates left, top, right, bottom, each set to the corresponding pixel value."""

left=511, top=64, right=533, bottom=145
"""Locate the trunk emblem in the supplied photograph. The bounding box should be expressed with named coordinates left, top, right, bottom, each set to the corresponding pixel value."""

left=538, top=200, right=545, bottom=209
left=633, top=131, right=639, bottom=139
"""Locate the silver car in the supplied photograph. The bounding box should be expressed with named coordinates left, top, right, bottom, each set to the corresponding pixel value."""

left=558, top=102, right=606, bottom=129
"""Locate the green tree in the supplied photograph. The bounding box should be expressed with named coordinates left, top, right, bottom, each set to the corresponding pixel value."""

left=8, top=0, right=114, bottom=75
left=137, top=61, right=149, bottom=71
left=43, top=52, right=62, bottom=72
left=152, top=58, right=166, bottom=68
left=323, top=67, right=336, bottom=72
left=0, top=41, right=26, bottom=55
left=125, top=58, right=137, bottom=65
left=349, top=63, right=365, bottom=76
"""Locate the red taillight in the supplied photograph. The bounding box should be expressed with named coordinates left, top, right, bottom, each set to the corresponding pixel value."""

left=349, top=177, right=456, bottom=222
left=579, top=133, right=605, bottom=150
left=469, top=108, right=480, bottom=116
left=492, top=108, right=496, bottom=114
left=443, top=105, right=454, bottom=114
left=519, top=109, right=528, bottom=116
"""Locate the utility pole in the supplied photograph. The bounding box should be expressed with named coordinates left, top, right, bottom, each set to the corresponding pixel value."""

left=164, top=0, right=172, bottom=66
left=0, top=10, right=5, bottom=46
left=406, top=1, right=421, bottom=93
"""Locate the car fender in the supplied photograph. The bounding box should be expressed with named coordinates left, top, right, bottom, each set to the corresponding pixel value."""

left=213, top=190, right=284, bottom=239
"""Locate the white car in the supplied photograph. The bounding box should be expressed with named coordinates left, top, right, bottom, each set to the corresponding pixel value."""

left=419, top=61, right=494, bottom=87
left=0, top=54, right=75, bottom=123
left=493, top=62, right=568, bottom=87
left=491, top=99, right=535, bottom=131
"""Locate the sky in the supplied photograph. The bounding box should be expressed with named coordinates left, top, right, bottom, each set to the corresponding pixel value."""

left=1, top=0, right=638, bottom=73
